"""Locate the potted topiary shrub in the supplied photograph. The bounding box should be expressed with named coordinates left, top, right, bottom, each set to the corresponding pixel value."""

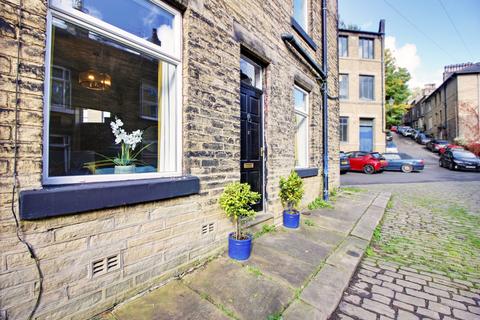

left=219, top=182, right=261, bottom=261
left=279, top=170, right=304, bottom=229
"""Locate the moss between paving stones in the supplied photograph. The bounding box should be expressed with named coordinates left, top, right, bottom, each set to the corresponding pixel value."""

left=366, top=192, right=480, bottom=282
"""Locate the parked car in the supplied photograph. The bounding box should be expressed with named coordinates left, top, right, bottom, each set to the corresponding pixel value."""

left=402, top=128, right=415, bottom=137
left=390, top=126, right=398, bottom=133
left=397, top=126, right=410, bottom=135
left=340, top=151, right=350, bottom=174
left=345, top=151, right=388, bottom=174
left=426, top=139, right=449, bottom=152
left=383, top=153, right=425, bottom=173
left=438, top=144, right=464, bottom=155
left=385, top=141, right=398, bottom=153
left=439, top=150, right=480, bottom=171
left=386, top=131, right=393, bottom=141
left=411, top=129, right=422, bottom=140
left=416, top=133, right=432, bottom=145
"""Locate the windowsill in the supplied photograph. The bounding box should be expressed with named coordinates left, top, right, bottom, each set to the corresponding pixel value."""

left=19, top=176, right=200, bottom=220
left=295, top=167, right=319, bottom=178
left=290, top=17, right=318, bottom=51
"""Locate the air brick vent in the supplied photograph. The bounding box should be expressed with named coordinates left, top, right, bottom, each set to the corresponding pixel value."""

left=201, top=222, right=215, bottom=235
left=91, top=253, right=121, bottom=278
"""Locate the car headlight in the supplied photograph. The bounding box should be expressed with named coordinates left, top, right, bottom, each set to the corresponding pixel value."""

left=454, top=160, right=464, bottom=164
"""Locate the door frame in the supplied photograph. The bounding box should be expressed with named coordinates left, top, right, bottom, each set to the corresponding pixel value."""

left=240, top=54, right=266, bottom=213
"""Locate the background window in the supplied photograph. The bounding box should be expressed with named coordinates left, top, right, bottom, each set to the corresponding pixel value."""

left=294, top=86, right=308, bottom=168
left=293, top=0, right=308, bottom=31
left=359, top=38, right=374, bottom=59
left=339, top=36, right=348, bottom=57
left=359, top=75, right=374, bottom=100
left=339, top=74, right=349, bottom=99
left=340, top=117, right=348, bottom=142
left=47, top=17, right=178, bottom=180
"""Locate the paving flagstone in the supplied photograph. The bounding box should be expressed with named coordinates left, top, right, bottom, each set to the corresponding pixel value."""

left=98, top=189, right=390, bottom=320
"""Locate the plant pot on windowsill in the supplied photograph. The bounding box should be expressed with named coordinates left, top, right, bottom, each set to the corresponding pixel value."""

left=114, top=164, right=136, bottom=174
left=283, top=209, right=300, bottom=229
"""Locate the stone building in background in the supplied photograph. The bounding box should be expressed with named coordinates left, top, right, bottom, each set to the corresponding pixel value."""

left=408, top=83, right=436, bottom=131
left=423, top=63, right=480, bottom=141
left=338, top=20, right=386, bottom=153
left=0, top=0, right=339, bottom=318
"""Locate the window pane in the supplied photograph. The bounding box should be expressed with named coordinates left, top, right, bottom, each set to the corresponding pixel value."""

left=360, top=76, right=374, bottom=100
left=295, top=113, right=308, bottom=167
left=74, top=0, right=175, bottom=55
left=294, top=87, right=307, bottom=113
left=339, top=74, right=348, bottom=99
left=359, top=38, right=374, bottom=59
left=48, top=18, right=178, bottom=177
left=339, top=36, right=348, bottom=57
left=240, top=57, right=262, bottom=89
left=340, top=117, right=348, bottom=142
left=293, top=0, right=307, bottom=30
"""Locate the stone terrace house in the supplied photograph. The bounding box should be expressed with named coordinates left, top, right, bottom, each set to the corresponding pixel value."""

left=0, top=0, right=339, bottom=318
left=338, top=21, right=386, bottom=153
left=424, top=63, right=480, bottom=141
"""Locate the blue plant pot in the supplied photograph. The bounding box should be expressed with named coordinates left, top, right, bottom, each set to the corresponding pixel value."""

left=228, top=233, right=252, bottom=261
left=283, top=210, right=300, bottom=229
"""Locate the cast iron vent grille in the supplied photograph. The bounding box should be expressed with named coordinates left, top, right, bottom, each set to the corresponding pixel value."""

left=91, top=253, right=121, bottom=278
left=201, top=222, right=215, bottom=235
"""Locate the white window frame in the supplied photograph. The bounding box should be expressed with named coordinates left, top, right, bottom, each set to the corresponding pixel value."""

left=43, top=0, right=183, bottom=185
left=359, top=37, right=374, bottom=59
left=293, top=85, right=309, bottom=168
left=359, top=75, right=375, bottom=101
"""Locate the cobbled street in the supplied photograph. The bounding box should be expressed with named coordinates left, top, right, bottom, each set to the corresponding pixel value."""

left=331, top=182, right=480, bottom=320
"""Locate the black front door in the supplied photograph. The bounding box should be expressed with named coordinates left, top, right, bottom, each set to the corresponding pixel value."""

left=240, top=83, right=263, bottom=211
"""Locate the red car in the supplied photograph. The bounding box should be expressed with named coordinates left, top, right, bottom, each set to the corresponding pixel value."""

left=438, top=144, right=464, bottom=155
left=390, top=126, right=398, bottom=132
left=345, top=151, right=388, bottom=174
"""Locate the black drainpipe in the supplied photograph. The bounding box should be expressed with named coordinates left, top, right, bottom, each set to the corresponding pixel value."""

left=321, top=0, right=329, bottom=201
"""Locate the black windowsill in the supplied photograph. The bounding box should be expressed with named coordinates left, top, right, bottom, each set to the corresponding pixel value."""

left=19, top=176, right=200, bottom=220
left=291, top=17, right=318, bottom=51
left=295, top=167, right=319, bottom=178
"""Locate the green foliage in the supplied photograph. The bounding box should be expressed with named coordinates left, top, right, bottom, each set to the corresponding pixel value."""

left=339, top=20, right=361, bottom=31
left=267, top=313, right=283, bottom=320
left=341, top=186, right=364, bottom=194
left=307, top=197, right=333, bottom=210
left=279, top=171, right=304, bottom=211
left=385, top=49, right=412, bottom=127
left=219, top=182, right=261, bottom=240
left=245, top=265, right=263, bottom=277
left=304, top=219, right=315, bottom=227
left=254, top=224, right=276, bottom=239
left=372, top=226, right=382, bottom=242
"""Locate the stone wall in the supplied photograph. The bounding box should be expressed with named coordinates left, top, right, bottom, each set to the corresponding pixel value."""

left=0, top=0, right=339, bottom=318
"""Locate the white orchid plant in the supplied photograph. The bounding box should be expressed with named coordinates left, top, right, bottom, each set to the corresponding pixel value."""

left=84, top=117, right=151, bottom=172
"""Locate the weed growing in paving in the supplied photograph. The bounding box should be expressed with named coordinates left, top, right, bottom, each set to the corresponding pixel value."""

left=304, top=219, right=315, bottom=227
left=341, top=186, right=364, bottom=194
left=267, top=313, right=283, bottom=320
left=307, top=197, right=333, bottom=210
left=245, top=265, right=263, bottom=277
left=254, top=224, right=276, bottom=239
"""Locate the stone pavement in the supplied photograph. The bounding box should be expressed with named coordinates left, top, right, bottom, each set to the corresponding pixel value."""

left=331, top=182, right=480, bottom=320
left=96, top=189, right=390, bottom=320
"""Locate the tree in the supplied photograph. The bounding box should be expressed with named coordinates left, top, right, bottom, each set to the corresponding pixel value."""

left=339, top=20, right=361, bottom=31
left=384, top=49, right=412, bottom=127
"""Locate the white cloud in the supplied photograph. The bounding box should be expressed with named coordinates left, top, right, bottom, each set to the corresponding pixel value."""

left=385, top=36, right=424, bottom=88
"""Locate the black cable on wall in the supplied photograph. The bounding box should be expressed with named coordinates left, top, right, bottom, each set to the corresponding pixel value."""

left=10, top=1, right=44, bottom=319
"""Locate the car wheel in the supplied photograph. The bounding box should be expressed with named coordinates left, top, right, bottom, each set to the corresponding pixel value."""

left=448, top=162, right=454, bottom=170
left=340, top=170, right=347, bottom=175
left=363, top=165, right=375, bottom=174
left=401, top=164, right=413, bottom=173
left=439, top=160, right=443, bottom=167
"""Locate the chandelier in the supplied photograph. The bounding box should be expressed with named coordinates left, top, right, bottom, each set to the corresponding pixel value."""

left=79, top=70, right=112, bottom=91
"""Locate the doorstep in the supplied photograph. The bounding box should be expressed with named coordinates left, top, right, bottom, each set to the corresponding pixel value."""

left=96, top=189, right=391, bottom=320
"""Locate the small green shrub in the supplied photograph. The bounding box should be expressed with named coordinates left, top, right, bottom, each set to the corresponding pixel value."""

left=304, top=219, right=315, bottom=227
left=341, top=186, right=364, bottom=193
left=219, top=182, right=261, bottom=240
left=279, top=171, right=304, bottom=212
left=254, top=224, right=276, bottom=238
left=307, top=197, right=333, bottom=210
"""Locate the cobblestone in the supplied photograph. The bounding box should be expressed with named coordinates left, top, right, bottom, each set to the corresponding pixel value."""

left=331, top=182, right=480, bottom=319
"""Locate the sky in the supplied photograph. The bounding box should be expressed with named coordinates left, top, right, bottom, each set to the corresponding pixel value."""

left=339, top=0, right=480, bottom=90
